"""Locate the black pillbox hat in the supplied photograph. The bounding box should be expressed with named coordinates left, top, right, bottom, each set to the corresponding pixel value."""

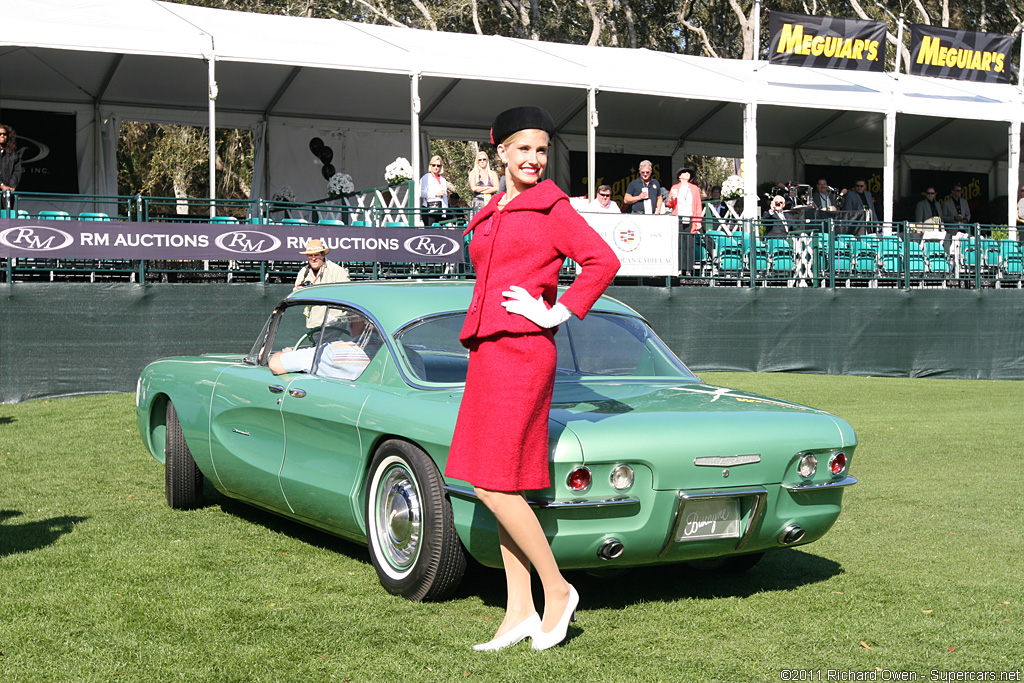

left=490, top=106, right=556, bottom=145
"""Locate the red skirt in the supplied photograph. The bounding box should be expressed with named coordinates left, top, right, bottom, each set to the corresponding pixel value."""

left=445, top=330, right=556, bottom=492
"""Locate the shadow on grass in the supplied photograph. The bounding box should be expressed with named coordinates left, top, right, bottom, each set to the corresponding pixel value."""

left=213, top=493, right=372, bottom=566
left=199, top=488, right=842, bottom=608
left=457, top=547, right=843, bottom=608
left=0, top=416, right=15, bottom=425
left=0, top=509, right=89, bottom=557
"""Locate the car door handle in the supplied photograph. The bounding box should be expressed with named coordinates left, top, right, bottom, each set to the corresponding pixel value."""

left=269, top=385, right=285, bottom=394
left=288, top=388, right=307, bottom=398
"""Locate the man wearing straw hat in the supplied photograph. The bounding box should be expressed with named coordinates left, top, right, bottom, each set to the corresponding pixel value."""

left=294, top=238, right=350, bottom=328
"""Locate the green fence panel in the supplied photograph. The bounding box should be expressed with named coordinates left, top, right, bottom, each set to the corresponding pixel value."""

left=3, top=283, right=1024, bottom=403
left=606, top=286, right=1024, bottom=380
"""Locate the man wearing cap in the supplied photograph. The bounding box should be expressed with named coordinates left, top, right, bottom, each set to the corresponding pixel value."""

left=294, top=238, right=350, bottom=328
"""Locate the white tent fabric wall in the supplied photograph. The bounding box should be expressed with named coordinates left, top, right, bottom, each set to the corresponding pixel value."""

left=266, top=121, right=412, bottom=204
left=3, top=0, right=1023, bottom=224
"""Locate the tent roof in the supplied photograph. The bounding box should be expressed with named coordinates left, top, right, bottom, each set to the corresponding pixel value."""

left=3, top=0, right=1021, bottom=158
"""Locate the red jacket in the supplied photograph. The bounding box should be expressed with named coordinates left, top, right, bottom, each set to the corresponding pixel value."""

left=666, top=181, right=703, bottom=233
left=460, top=179, right=620, bottom=344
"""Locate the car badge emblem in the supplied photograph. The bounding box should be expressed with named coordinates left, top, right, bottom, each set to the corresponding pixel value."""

left=694, top=454, right=761, bottom=467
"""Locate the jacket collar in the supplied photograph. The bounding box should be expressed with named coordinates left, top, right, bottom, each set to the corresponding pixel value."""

left=463, top=180, right=564, bottom=235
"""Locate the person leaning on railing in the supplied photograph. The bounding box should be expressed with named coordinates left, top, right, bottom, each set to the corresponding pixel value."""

left=468, top=151, right=500, bottom=209
left=420, top=155, right=449, bottom=226
left=0, top=123, right=24, bottom=194
left=940, top=183, right=971, bottom=228
left=1017, top=186, right=1024, bottom=226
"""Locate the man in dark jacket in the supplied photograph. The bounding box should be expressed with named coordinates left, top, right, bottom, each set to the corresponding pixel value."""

left=0, top=124, right=24, bottom=193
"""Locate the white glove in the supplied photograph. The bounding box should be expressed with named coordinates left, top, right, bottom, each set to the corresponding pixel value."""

left=501, top=285, right=573, bottom=328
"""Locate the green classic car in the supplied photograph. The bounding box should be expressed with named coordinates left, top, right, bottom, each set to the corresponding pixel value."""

left=136, top=280, right=857, bottom=601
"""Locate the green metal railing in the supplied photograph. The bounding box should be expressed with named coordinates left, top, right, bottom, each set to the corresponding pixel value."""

left=678, top=217, right=1022, bottom=289
left=3, top=189, right=1022, bottom=288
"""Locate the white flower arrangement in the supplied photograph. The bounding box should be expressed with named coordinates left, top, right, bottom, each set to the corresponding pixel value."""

left=721, top=175, right=744, bottom=200
left=271, top=186, right=296, bottom=203
left=384, top=157, right=413, bottom=185
left=327, top=172, right=355, bottom=198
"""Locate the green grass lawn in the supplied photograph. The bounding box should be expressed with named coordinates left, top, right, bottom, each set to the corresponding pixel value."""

left=1, top=374, right=1021, bottom=682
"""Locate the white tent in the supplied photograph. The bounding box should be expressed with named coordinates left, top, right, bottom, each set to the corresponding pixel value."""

left=3, top=0, right=1021, bottom=224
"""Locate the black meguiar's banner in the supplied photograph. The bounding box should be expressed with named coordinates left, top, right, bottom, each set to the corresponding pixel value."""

left=769, top=12, right=885, bottom=71
left=910, top=25, right=1012, bottom=83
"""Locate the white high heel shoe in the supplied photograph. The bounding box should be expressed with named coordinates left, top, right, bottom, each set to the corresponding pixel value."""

left=472, top=612, right=541, bottom=651
left=531, top=585, right=579, bottom=651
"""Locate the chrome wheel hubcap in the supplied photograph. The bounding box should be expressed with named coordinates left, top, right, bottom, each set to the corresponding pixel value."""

left=377, top=465, right=421, bottom=571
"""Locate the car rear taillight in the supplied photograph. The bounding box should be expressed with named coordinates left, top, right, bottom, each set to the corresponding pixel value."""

left=567, top=467, right=591, bottom=492
left=829, top=452, right=848, bottom=475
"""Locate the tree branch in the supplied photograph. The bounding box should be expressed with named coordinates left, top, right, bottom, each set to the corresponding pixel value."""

left=605, top=0, right=620, bottom=47
left=470, top=0, right=483, bottom=35
left=347, top=0, right=409, bottom=28
left=726, top=0, right=753, bottom=60
left=679, top=17, right=721, bottom=59
left=620, top=0, right=637, bottom=48
left=583, top=0, right=603, bottom=46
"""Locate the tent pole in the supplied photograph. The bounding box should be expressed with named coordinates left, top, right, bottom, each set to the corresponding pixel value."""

left=742, top=101, right=757, bottom=219
left=207, top=46, right=218, bottom=219
left=894, top=14, right=905, bottom=77
left=1009, top=121, right=1020, bottom=240
left=884, top=110, right=896, bottom=234
left=588, top=87, right=597, bottom=201
left=752, top=0, right=761, bottom=62
left=411, top=72, right=421, bottom=222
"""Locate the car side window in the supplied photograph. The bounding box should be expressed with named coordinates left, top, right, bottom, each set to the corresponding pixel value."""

left=394, top=314, right=469, bottom=383
left=310, top=308, right=383, bottom=381
left=248, top=304, right=317, bottom=367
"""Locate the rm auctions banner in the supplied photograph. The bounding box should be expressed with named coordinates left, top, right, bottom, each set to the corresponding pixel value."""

left=584, top=213, right=678, bottom=277
left=909, top=25, right=1013, bottom=83
left=769, top=11, right=885, bottom=72
left=0, top=220, right=464, bottom=263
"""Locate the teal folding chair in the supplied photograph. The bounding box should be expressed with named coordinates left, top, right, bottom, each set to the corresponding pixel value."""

left=923, top=241, right=951, bottom=277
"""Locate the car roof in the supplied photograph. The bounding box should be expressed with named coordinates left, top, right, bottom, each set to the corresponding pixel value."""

left=283, top=280, right=640, bottom=334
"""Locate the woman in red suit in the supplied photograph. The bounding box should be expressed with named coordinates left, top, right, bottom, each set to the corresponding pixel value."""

left=666, top=166, right=703, bottom=229
left=445, top=107, right=619, bottom=651
left=666, top=167, right=705, bottom=275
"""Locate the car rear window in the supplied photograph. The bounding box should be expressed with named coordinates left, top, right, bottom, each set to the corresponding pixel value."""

left=394, top=312, right=696, bottom=384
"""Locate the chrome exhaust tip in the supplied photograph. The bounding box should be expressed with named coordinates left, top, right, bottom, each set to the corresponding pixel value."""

left=779, top=525, right=805, bottom=545
left=598, top=539, right=624, bottom=560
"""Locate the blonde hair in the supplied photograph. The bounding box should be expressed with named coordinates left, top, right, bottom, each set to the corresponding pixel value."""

left=498, top=128, right=550, bottom=148
left=428, top=155, right=443, bottom=170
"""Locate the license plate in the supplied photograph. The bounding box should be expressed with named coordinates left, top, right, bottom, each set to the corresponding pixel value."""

left=674, top=497, right=741, bottom=541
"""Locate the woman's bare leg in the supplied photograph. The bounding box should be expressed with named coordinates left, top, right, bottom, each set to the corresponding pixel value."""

left=475, top=487, right=572, bottom=634
left=492, top=524, right=535, bottom=635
